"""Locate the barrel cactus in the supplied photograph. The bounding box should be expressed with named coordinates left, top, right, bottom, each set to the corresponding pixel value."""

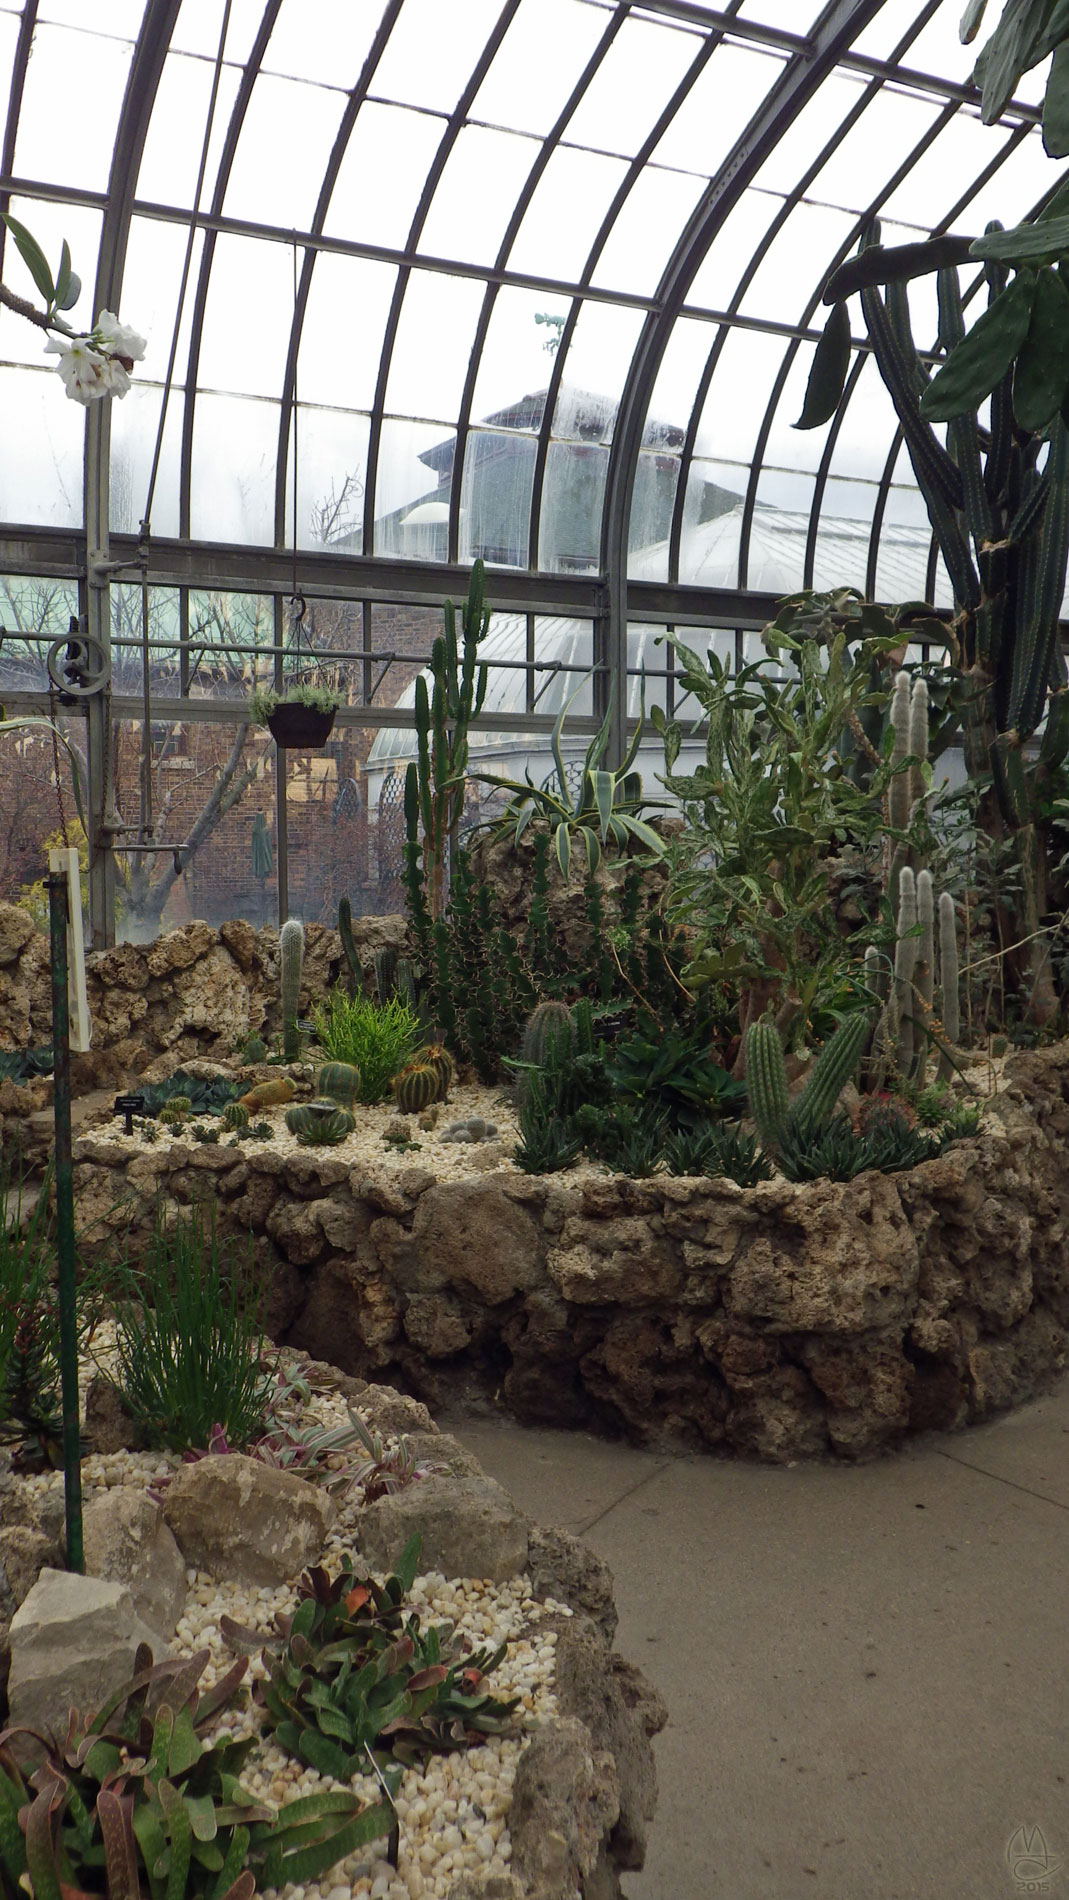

left=419, top=1043, right=455, bottom=1098
left=285, top=1100, right=356, bottom=1144
left=222, top=1101, right=250, bottom=1131
left=316, top=1061, right=363, bottom=1107
left=393, top=1065, right=441, bottom=1114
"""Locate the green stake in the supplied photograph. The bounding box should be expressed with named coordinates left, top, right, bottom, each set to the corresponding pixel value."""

left=46, top=871, right=83, bottom=1573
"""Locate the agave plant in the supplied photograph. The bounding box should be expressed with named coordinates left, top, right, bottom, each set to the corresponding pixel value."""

left=468, top=671, right=666, bottom=877
left=0, top=1645, right=394, bottom=1900
left=221, top=1537, right=520, bottom=1778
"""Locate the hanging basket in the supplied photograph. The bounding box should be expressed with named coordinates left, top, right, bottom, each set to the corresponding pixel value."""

left=266, top=702, right=337, bottom=748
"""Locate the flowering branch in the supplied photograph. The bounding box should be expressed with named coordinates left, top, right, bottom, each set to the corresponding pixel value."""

left=1, top=214, right=145, bottom=404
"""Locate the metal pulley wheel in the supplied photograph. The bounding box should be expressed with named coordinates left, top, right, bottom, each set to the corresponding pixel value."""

left=46, top=633, right=110, bottom=697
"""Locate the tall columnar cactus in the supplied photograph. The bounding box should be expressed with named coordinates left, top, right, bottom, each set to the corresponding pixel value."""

left=799, top=221, right=1069, bottom=1022
left=280, top=918, right=305, bottom=1061
left=885, top=670, right=929, bottom=928
left=892, top=867, right=918, bottom=1076
left=937, top=892, right=960, bottom=1084
left=745, top=1013, right=868, bottom=1153
left=915, top=869, right=936, bottom=1048
left=404, top=560, right=490, bottom=924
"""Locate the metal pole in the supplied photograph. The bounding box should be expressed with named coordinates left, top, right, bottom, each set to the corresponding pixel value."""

left=46, top=872, right=83, bottom=1574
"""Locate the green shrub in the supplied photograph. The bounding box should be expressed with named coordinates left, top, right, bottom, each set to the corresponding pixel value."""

left=312, top=991, right=421, bottom=1103
left=108, top=1202, right=270, bottom=1453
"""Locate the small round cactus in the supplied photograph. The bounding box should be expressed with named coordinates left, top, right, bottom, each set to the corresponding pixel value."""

left=222, top=1101, right=249, bottom=1131
left=419, top=1044, right=455, bottom=1099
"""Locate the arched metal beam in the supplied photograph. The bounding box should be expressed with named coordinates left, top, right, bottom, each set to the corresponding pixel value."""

left=599, top=0, right=887, bottom=764
left=84, top=0, right=182, bottom=946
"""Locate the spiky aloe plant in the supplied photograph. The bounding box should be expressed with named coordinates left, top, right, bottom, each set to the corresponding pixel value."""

left=798, top=218, right=1069, bottom=1021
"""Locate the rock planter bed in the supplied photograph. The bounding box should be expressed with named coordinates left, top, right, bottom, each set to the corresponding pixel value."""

left=0, top=1354, right=664, bottom=1900
left=63, top=1042, right=1069, bottom=1464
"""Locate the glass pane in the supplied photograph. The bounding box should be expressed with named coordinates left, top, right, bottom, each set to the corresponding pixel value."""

left=651, top=41, right=784, bottom=175
left=109, top=583, right=181, bottom=695
left=199, top=235, right=293, bottom=400
left=0, top=366, right=83, bottom=527
left=591, top=165, right=706, bottom=297
left=324, top=102, right=445, bottom=252
left=472, top=0, right=608, bottom=137
left=136, top=52, right=241, bottom=209
left=299, top=256, right=396, bottom=414
left=374, top=417, right=453, bottom=556
left=687, top=188, right=780, bottom=315
left=769, top=83, right=943, bottom=212
left=693, top=326, right=796, bottom=467
left=553, top=300, right=644, bottom=419
left=459, top=421, right=535, bottom=568
left=736, top=0, right=826, bottom=30
left=627, top=623, right=674, bottom=723
left=120, top=219, right=203, bottom=397
left=469, top=286, right=572, bottom=427
left=111, top=383, right=185, bottom=537
left=39, top=0, right=146, bottom=28
left=288, top=406, right=369, bottom=552
left=372, top=0, right=505, bottom=113
left=737, top=200, right=858, bottom=322
left=13, top=23, right=132, bottom=190
left=564, top=14, right=701, bottom=158
left=190, top=393, right=280, bottom=544
left=264, top=0, right=381, bottom=89
left=223, top=73, right=346, bottom=229
left=533, top=617, right=593, bottom=718
left=185, top=590, right=277, bottom=700
left=383, top=271, right=485, bottom=420
left=676, top=459, right=748, bottom=586
left=539, top=438, right=605, bottom=575
left=114, top=718, right=277, bottom=940
left=0, top=574, right=78, bottom=694
left=419, top=125, right=537, bottom=267
left=508, top=145, right=630, bottom=282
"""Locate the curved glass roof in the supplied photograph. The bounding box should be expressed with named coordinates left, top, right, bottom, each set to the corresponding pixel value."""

left=0, top=0, right=1058, bottom=940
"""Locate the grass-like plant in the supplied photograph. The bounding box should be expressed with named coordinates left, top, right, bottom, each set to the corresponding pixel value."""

left=108, top=1202, right=271, bottom=1454
left=312, top=991, right=422, bottom=1104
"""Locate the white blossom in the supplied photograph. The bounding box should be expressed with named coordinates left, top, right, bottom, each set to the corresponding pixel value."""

left=95, top=353, right=133, bottom=397
left=43, top=335, right=111, bottom=404
left=92, top=310, right=146, bottom=363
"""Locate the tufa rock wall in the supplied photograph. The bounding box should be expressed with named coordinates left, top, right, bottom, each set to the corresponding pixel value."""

left=68, top=1043, right=1069, bottom=1464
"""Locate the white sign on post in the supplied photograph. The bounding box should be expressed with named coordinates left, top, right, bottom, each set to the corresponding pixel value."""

left=48, top=846, right=92, bottom=1053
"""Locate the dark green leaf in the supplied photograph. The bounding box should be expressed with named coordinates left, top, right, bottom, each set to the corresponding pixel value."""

left=794, top=300, right=850, bottom=429
left=1, top=215, right=55, bottom=304
left=1013, top=265, right=1069, bottom=430
left=919, top=270, right=1035, bottom=420
left=971, top=213, right=1069, bottom=266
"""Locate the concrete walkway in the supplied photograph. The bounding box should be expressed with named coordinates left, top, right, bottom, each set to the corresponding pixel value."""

left=446, top=1380, right=1069, bottom=1900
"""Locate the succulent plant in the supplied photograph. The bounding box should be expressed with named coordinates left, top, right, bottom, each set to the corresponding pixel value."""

left=745, top=1014, right=869, bottom=1154
left=419, top=1043, right=455, bottom=1099
left=285, top=1101, right=356, bottom=1145
left=222, top=1100, right=250, bottom=1131
left=315, top=1060, right=363, bottom=1107
left=0, top=1645, right=394, bottom=1900
left=243, top=1033, right=267, bottom=1064
left=521, top=1000, right=575, bottom=1069
left=393, top=1064, right=441, bottom=1114
left=222, top=1537, right=519, bottom=1778
left=157, top=1104, right=187, bottom=1129
left=237, top=1076, right=297, bottom=1112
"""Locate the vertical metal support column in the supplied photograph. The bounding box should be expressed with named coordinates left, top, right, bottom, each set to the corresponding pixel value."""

left=46, top=873, right=84, bottom=1575
left=84, top=401, right=117, bottom=949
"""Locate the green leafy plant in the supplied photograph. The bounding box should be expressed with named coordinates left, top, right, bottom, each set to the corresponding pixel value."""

left=248, top=681, right=341, bottom=722
left=312, top=992, right=421, bottom=1104
left=514, top=1080, right=583, bottom=1174
left=222, top=1537, right=520, bottom=1778
left=0, top=1049, right=52, bottom=1084
left=609, top=1015, right=746, bottom=1132
left=107, top=1204, right=270, bottom=1454
left=469, top=671, right=666, bottom=878
left=571, top=1102, right=667, bottom=1176
left=0, top=1644, right=393, bottom=1900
